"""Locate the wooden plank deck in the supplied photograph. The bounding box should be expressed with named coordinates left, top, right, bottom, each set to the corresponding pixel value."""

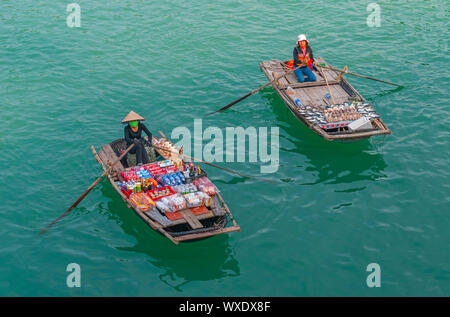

left=179, top=209, right=204, bottom=229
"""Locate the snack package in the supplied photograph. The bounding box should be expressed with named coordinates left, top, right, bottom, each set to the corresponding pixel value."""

left=129, top=192, right=156, bottom=211
left=165, top=166, right=178, bottom=174
left=193, top=177, right=216, bottom=196
left=158, top=160, right=174, bottom=168
left=155, top=200, right=170, bottom=213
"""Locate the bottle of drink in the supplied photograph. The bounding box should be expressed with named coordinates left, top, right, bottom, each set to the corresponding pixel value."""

left=294, top=98, right=302, bottom=107
left=287, top=86, right=294, bottom=95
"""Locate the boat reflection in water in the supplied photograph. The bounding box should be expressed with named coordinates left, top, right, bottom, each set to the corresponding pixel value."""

left=100, top=184, right=240, bottom=292
left=263, top=89, right=387, bottom=187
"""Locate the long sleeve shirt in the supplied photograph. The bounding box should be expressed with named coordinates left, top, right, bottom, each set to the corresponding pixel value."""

left=124, top=122, right=152, bottom=145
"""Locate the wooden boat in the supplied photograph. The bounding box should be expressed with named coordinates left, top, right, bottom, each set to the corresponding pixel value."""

left=259, top=57, right=391, bottom=141
left=91, top=131, right=240, bottom=244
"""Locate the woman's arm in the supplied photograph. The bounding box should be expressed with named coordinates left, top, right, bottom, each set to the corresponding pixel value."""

left=140, top=123, right=153, bottom=141
left=293, top=47, right=300, bottom=66
left=309, top=46, right=316, bottom=64
left=124, top=126, right=133, bottom=144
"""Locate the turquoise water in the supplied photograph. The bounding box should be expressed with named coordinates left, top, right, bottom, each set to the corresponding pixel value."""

left=0, top=0, right=449, bottom=296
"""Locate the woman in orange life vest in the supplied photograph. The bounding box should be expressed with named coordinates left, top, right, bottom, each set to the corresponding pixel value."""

left=293, top=34, right=317, bottom=83
left=121, top=111, right=153, bottom=167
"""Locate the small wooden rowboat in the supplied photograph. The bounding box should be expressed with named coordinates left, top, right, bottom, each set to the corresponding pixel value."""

left=259, top=57, right=391, bottom=141
left=91, top=131, right=240, bottom=244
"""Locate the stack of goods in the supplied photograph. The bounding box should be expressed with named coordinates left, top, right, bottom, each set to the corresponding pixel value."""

left=155, top=193, right=187, bottom=213
left=184, top=191, right=211, bottom=208
left=116, top=156, right=220, bottom=225
left=144, top=162, right=166, bottom=177
left=120, top=181, right=138, bottom=198
left=172, top=183, right=198, bottom=194
left=128, top=192, right=155, bottom=211
left=120, top=168, right=158, bottom=197
left=193, top=176, right=217, bottom=196
left=297, top=101, right=380, bottom=130
left=122, top=170, right=138, bottom=182
left=157, top=172, right=185, bottom=186
left=164, top=165, right=178, bottom=174
left=152, top=138, right=184, bottom=169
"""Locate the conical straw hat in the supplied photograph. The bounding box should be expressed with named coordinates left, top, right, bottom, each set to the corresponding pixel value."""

left=122, top=111, right=145, bottom=123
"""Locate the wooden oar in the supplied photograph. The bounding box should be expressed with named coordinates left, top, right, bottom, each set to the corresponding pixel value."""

left=152, top=144, right=275, bottom=184
left=317, top=65, right=336, bottom=104
left=319, top=64, right=403, bottom=87
left=206, top=65, right=303, bottom=116
left=38, top=143, right=136, bottom=235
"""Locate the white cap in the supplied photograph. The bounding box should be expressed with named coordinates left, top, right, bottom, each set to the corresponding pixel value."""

left=297, top=34, right=309, bottom=43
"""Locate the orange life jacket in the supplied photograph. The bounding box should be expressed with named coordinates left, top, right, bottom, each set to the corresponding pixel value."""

left=297, top=47, right=313, bottom=70
left=286, top=60, right=294, bottom=70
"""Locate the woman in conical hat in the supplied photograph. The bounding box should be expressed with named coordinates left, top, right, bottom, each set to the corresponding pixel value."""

left=122, top=111, right=153, bottom=166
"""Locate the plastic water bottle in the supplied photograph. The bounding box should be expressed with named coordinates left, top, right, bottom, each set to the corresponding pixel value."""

left=325, top=93, right=331, bottom=100
left=287, top=86, right=295, bottom=95
left=294, top=98, right=302, bottom=107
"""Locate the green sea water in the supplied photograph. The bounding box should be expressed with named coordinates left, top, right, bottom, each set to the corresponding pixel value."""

left=0, top=0, right=449, bottom=296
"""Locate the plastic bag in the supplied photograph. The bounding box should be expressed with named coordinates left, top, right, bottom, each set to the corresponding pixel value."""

left=193, top=177, right=216, bottom=196
left=159, top=193, right=187, bottom=212
left=172, top=183, right=198, bottom=194
left=183, top=191, right=211, bottom=208
left=183, top=192, right=203, bottom=208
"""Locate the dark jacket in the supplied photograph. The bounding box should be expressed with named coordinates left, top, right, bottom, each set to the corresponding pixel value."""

left=293, top=45, right=315, bottom=67
left=124, top=122, right=152, bottom=146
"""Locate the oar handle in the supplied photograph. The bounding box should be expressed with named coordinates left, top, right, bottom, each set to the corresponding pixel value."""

left=206, top=64, right=303, bottom=116
left=321, top=64, right=403, bottom=87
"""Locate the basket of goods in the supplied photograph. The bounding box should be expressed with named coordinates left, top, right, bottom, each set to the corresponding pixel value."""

left=147, top=186, right=175, bottom=200
left=155, top=193, right=187, bottom=213
left=193, top=177, right=216, bottom=196
left=129, top=192, right=156, bottom=211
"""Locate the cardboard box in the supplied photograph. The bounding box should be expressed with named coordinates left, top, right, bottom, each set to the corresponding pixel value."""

left=348, top=117, right=372, bottom=131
